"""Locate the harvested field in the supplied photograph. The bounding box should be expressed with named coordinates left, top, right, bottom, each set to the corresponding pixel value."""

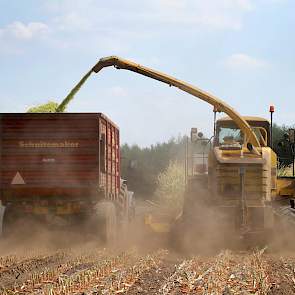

left=1, top=239, right=295, bottom=295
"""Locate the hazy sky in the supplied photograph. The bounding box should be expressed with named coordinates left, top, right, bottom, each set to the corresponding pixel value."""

left=0, top=0, right=294, bottom=146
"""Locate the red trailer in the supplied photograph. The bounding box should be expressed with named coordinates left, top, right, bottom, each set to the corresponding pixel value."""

left=0, top=113, right=132, bottom=241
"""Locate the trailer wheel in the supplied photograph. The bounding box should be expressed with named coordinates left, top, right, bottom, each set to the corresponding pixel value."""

left=94, top=201, right=117, bottom=245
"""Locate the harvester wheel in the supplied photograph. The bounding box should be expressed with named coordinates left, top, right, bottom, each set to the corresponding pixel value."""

left=94, top=201, right=117, bottom=245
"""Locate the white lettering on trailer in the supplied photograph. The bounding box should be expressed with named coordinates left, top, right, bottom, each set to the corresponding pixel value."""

left=11, top=172, right=25, bottom=185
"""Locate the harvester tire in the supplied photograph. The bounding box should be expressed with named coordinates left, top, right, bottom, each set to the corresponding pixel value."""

left=94, top=201, right=117, bottom=246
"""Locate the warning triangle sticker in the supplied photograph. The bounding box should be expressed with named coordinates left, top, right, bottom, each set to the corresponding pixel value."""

left=11, top=172, right=25, bottom=185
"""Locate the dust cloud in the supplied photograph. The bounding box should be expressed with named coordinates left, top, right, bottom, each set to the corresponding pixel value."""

left=1, top=188, right=295, bottom=260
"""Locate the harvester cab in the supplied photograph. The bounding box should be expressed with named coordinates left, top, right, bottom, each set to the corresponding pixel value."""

left=214, top=117, right=270, bottom=149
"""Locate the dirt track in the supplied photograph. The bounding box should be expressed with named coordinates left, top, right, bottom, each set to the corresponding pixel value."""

left=0, top=240, right=295, bottom=295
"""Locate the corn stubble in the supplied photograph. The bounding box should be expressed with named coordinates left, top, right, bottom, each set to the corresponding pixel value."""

left=0, top=244, right=295, bottom=295
left=0, top=247, right=166, bottom=295
left=159, top=249, right=271, bottom=294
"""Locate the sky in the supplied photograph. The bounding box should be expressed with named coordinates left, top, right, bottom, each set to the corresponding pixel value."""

left=0, top=0, right=294, bottom=146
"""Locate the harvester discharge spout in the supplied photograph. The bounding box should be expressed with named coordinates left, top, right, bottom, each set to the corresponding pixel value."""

left=92, top=56, right=261, bottom=155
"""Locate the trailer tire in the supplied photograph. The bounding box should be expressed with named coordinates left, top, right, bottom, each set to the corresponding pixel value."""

left=94, top=201, right=117, bottom=246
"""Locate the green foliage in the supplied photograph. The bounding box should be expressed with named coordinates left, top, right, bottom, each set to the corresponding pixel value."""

left=155, top=161, right=185, bottom=212
left=27, top=101, right=59, bottom=113
left=272, top=123, right=288, bottom=147
left=121, top=137, right=187, bottom=199
left=272, top=123, right=295, bottom=166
